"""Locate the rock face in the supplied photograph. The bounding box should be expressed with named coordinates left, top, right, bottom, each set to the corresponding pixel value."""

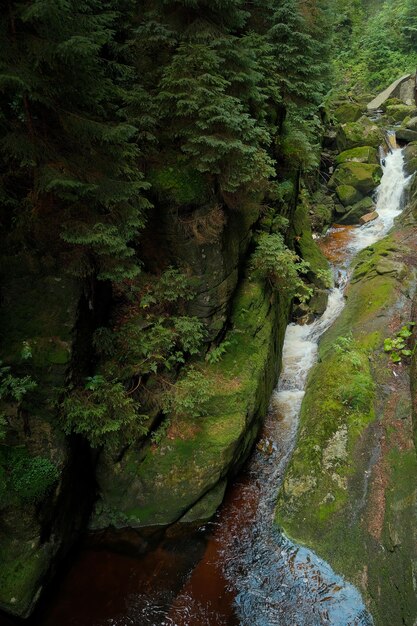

left=275, top=223, right=417, bottom=625
left=92, top=278, right=290, bottom=528
left=0, top=257, right=89, bottom=618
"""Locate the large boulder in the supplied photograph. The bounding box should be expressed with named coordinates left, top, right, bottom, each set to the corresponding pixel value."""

left=329, top=162, right=383, bottom=195
left=334, top=102, right=363, bottom=123
left=336, top=118, right=384, bottom=152
left=403, top=142, right=417, bottom=176
left=335, top=184, right=363, bottom=207
left=396, top=128, right=417, bottom=143
left=335, top=146, right=378, bottom=166
left=405, top=116, right=417, bottom=131
left=385, top=104, right=417, bottom=122
left=336, top=196, right=375, bottom=225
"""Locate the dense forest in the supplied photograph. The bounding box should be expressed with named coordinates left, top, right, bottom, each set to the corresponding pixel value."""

left=2, top=0, right=417, bottom=624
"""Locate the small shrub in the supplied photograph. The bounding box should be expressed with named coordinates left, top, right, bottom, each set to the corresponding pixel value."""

left=10, top=453, right=59, bottom=503
left=0, top=361, right=37, bottom=403
left=61, top=377, right=148, bottom=449
left=205, top=340, right=231, bottom=364
left=251, top=232, right=311, bottom=301
left=163, top=367, right=212, bottom=419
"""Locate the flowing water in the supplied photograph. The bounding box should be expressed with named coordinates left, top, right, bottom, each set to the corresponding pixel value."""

left=27, top=149, right=411, bottom=626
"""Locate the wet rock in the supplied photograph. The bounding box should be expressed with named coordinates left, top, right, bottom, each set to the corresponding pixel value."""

left=403, top=141, right=417, bottom=175
left=359, top=210, right=379, bottom=224
left=336, top=197, right=375, bottom=225
left=395, top=127, right=417, bottom=143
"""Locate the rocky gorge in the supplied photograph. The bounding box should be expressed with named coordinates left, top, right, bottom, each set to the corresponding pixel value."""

left=2, top=8, right=417, bottom=623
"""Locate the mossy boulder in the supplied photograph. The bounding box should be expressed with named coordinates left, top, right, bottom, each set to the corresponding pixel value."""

left=336, top=196, right=375, bottom=225
left=405, top=116, right=417, bottom=131
left=329, top=162, right=382, bottom=195
left=334, top=102, right=363, bottom=123
left=291, top=198, right=330, bottom=289
left=335, top=185, right=363, bottom=207
left=381, top=97, right=404, bottom=111
left=403, top=142, right=417, bottom=176
left=385, top=104, right=417, bottom=122
left=275, top=231, right=417, bottom=625
left=335, top=146, right=378, bottom=166
left=396, top=127, right=417, bottom=143
left=92, top=277, right=291, bottom=529
left=336, top=118, right=384, bottom=152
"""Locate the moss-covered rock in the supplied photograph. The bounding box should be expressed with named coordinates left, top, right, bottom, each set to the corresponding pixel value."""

left=92, top=277, right=290, bottom=529
left=381, top=97, right=404, bottom=111
left=396, top=127, right=417, bottom=144
left=336, top=119, right=384, bottom=152
left=385, top=104, right=417, bottom=122
left=337, top=197, right=375, bottom=225
left=403, top=141, right=417, bottom=176
left=335, top=146, right=378, bottom=166
left=335, top=184, right=363, bottom=207
left=405, top=116, right=417, bottom=131
left=290, top=198, right=330, bottom=289
left=334, top=102, right=363, bottom=123
left=329, top=162, right=382, bottom=195
left=275, top=230, right=417, bottom=626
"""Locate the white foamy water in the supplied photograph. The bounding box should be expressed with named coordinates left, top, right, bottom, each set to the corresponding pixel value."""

left=275, top=148, right=410, bottom=414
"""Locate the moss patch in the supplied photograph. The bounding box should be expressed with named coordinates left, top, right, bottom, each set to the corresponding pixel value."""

left=335, top=146, right=378, bottom=166
left=329, top=162, right=382, bottom=195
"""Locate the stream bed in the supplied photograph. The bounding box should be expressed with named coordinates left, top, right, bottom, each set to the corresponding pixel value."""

left=24, top=149, right=411, bottom=626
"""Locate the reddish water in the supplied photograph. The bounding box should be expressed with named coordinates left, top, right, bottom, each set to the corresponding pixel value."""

left=318, top=224, right=356, bottom=265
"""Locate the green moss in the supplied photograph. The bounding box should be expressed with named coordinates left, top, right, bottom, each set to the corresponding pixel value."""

left=329, top=162, right=382, bottom=194
left=0, top=540, right=50, bottom=617
left=385, top=104, right=417, bottom=122
left=335, top=184, right=363, bottom=206
left=333, top=102, right=363, bottom=123
left=336, top=119, right=384, bottom=151
left=291, top=201, right=330, bottom=287
left=335, top=146, right=378, bottom=165
left=148, top=163, right=209, bottom=206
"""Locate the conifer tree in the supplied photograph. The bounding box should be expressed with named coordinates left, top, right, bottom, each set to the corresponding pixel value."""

left=0, top=0, right=150, bottom=280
